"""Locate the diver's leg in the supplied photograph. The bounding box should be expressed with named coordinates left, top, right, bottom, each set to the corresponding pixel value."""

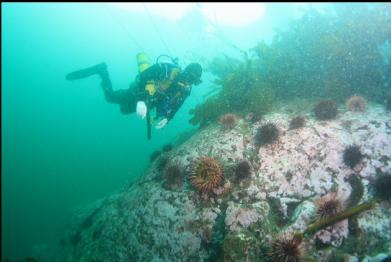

left=118, top=87, right=138, bottom=114
left=66, top=62, right=108, bottom=80
left=66, top=62, right=126, bottom=104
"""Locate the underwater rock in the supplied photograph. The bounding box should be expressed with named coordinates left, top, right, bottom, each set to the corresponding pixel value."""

left=313, top=219, right=349, bottom=247
left=287, top=200, right=316, bottom=233
left=362, top=253, right=390, bottom=262
left=224, top=201, right=269, bottom=231
left=222, top=229, right=262, bottom=262
left=55, top=104, right=391, bottom=261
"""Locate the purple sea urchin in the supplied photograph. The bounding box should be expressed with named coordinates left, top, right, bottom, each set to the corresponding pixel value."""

left=162, top=161, right=183, bottom=190
left=190, top=157, right=223, bottom=194
left=268, top=232, right=304, bottom=262
left=289, top=116, right=306, bottom=130
left=235, top=160, right=251, bottom=181
left=254, top=122, right=279, bottom=147
left=313, top=100, right=338, bottom=120
left=373, top=173, right=391, bottom=201
left=343, top=145, right=364, bottom=169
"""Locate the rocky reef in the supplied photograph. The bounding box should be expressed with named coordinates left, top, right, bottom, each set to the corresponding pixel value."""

left=51, top=104, right=391, bottom=262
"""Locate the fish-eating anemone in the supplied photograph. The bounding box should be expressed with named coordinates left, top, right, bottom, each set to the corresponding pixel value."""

left=190, top=157, right=223, bottom=194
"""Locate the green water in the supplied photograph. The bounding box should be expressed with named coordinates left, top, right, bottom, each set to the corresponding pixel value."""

left=1, top=3, right=206, bottom=259
left=3, top=3, right=267, bottom=259
left=2, top=3, right=390, bottom=261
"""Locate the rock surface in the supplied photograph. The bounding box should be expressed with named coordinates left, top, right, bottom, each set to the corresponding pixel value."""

left=55, top=104, right=391, bottom=261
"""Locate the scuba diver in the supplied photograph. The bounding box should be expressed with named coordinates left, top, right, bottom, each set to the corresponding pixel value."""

left=65, top=53, right=202, bottom=137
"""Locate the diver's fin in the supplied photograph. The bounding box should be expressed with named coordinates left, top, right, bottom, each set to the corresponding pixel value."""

left=66, top=62, right=107, bottom=80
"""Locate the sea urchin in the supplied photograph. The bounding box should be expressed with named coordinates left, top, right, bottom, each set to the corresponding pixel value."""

left=254, top=122, right=279, bottom=147
left=313, top=100, right=338, bottom=120
left=289, top=116, right=306, bottom=130
left=162, top=161, right=183, bottom=190
left=343, top=145, right=364, bottom=169
left=235, top=160, right=251, bottom=181
left=346, top=95, right=367, bottom=112
left=373, top=173, right=391, bottom=201
left=315, top=192, right=343, bottom=219
left=268, top=232, right=304, bottom=262
left=220, top=113, right=238, bottom=130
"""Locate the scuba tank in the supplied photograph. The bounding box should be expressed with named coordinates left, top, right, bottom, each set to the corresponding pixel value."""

left=136, top=52, right=156, bottom=96
left=136, top=52, right=150, bottom=73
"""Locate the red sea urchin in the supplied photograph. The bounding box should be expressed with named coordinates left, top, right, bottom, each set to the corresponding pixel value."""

left=220, top=113, right=238, bottom=130
left=346, top=95, right=367, bottom=112
left=190, top=157, right=223, bottom=194
left=268, top=232, right=304, bottom=262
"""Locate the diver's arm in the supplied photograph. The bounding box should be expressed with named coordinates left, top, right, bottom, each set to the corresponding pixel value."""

left=133, top=64, right=163, bottom=115
left=165, top=90, right=190, bottom=121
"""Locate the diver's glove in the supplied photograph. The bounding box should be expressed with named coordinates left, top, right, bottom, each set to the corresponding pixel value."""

left=155, top=118, right=168, bottom=129
left=136, top=101, right=147, bottom=119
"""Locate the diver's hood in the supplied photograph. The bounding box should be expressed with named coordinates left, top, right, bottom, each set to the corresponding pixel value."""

left=183, top=63, right=202, bottom=85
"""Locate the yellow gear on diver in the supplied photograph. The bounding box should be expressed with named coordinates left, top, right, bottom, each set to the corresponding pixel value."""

left=136, top=52, right=150, bottom=73
left=159, top=67, right=181, bottom=90
left=145, top=81, right=156, bottom=96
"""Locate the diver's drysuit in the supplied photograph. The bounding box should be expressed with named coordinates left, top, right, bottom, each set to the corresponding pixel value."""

left=66, top=61, right=192, bottom=122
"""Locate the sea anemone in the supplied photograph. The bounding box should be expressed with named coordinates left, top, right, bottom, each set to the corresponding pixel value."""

left=373, top=173, right=391, bottom=201
left=343, top=145, right=364, bottom=169
left=235, top=160, right=251, bottom=181
left=289, top=116, right=306, bottom=130
left=150, top=150, right=162, bottom=162
left=162, top=143, right=173, bottom=152
left=268, top=232, right=304, bottom=262
left=190, top=157, right=223, bottom=194
left=254, top=122, right=279, bottom=147
left=315, top=192, right=343, bottom=219
left=346, top=95, right=367, bottom=112
left=162, top=161, right=183, bottom=190
left=220, top=113, right=238, bottom=130
left=313, top=100, right=338, bottom=120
